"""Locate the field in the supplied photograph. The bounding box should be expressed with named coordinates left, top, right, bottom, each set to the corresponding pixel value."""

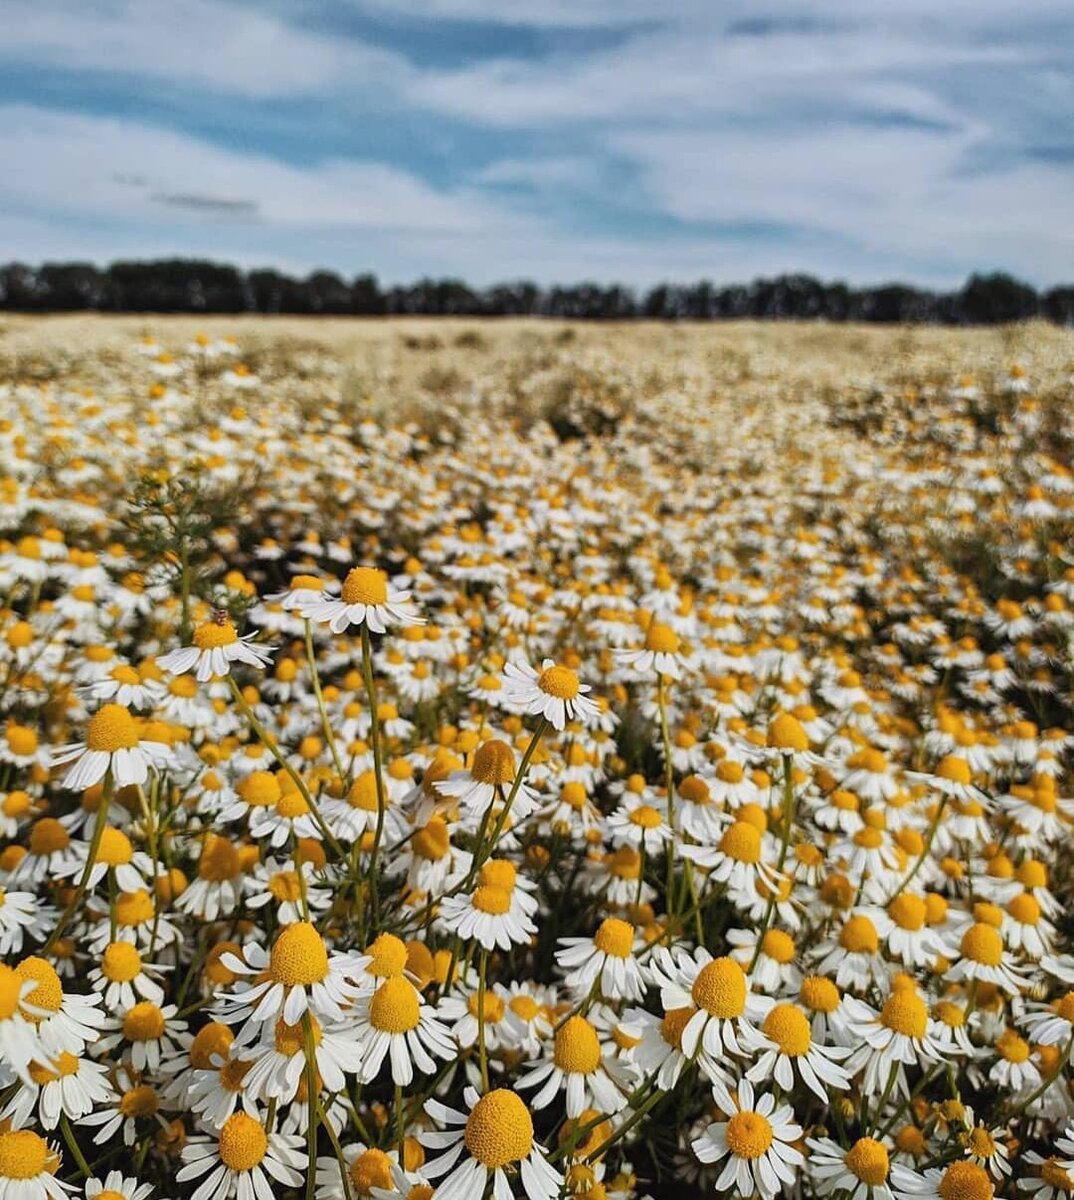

left=0, top=315, right=1073, bottom=1200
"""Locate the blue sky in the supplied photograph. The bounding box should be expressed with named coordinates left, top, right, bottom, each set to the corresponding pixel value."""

left=2, top=0, right=1072, bottom=286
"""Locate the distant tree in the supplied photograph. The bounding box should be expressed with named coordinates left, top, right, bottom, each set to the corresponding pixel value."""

left=304, top=271, right=352, bottom=314
left=350, top=274, right=386, bottom=315
left=1041, top=287, right=1074, bottom=327
left=958, top=273, right=1039, bottom=325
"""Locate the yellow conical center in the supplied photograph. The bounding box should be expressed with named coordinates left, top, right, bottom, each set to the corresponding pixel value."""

left=880, top=991, right=928, bottom=1038
left=6, top=726, right=38, bottom=756
left=538, top=664, right=580, bottom=700
left=366, top=932, right=409, bottom=978
left=888, top=893, right=927, bottom=931
left=29, top=1050, right=80, bottom=1085
left=593, top=918, right=633, bottom=958
left=644, top=623, right=680, bottom=654
left=217, top=1113, right=268, bottom=1172
left=270, top=921, right=329, bottom=986
left=276, top=792, right=310, bottom=819
left=554, top=1016, right=602, bottom=1074
left=193, top=621, right=239, bottom=650
left=119, top=1086, right=158, bottom=1118
left=268, top=871, right=302, bottom=902
left=238, top=772, right=281, bottom=808
left=95, top=827, right=133, bottom=867
left=221, top=1058, right=254, bottom=1091
left=413, top=817, right=450, bottom=860
left=937, top=756, right=972, bottom=785
left=123, top=1002, right=165, bottom=1041
left=463, top=1090, right=534, bottom=1169
left=761, top=929, right=795, bottom=964
left=800, top=976, right=840, bottom=1013
left=190, top=1022, right=234, bottom=1069
left=768, top=713, right=808, bottom=752
left=691, top=958, right=746, bottom=1017
left=719, top=821, right=761, bottom=864
left=996, top=1029, right=1029, bottom=1063
left=199, top=835, right=240, bottom=881
left=472, top=885, right=511, bottom=915
left=938, top=1162, right=993, bottom=1200
left=725, top=1111, right=774, bottom=1159
left=102, top=941, right=142, bottom=983
left=85, top=704, right=139, bottom=752
left=660, top=1006, right=696, bottom=1050
left=341, top=568, right=388, bottom=606
left=274, top=1016, right=321, bottom=1057
left=840, top=916, right=879, bottom=954
left=629, top=805, right=662, bottom=829
left=0, top=1130, right=49, bottom=1180
left=347, top=772, right=379, bottom=812
left=960, top=923, right=1003, bottom=966
left=1007, top=893, right=1041, bottom=925
left=1041, top=1161, right=1074, bottom=1191
left=762, top=1004, right=811, bottom=1055
left=16, top=957, right=62, bottom=1015
left=116, top=890, right=155, bottom=926
left=468, top=992, right=505, bottom=1022
left=29, top=819, right=69, bottom=855
left=845, top=1137, right=890, bottom=1185
left=470, top=740, right=516, bottom=786
left=369, top=977, right=421, bottom=1034
left=350, top=1148, right=393, bottom=1195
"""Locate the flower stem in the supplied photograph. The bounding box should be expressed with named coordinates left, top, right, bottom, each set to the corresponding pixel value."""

left=45, top=773, right=112, bottom=953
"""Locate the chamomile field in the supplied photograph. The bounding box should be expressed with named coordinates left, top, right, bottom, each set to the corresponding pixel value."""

left=0, top=314, right=1073, bottom=1200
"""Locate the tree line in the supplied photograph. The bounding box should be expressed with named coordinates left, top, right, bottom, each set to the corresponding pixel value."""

left=2, top=259, right=1073, bottom=324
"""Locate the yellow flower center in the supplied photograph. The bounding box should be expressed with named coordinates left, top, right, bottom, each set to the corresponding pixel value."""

left=119, top=1085, right=158, bottom=1118
left=102, top=941, right=142, bottom=983
left=1007, top=892, right=1041, bottom=925
left=840, top=915, right=879, bottom=954
left=123, top=1001, right=165, bottom=1041
left=366, top=933, right=409, bottom=978
left=467, top=992, right=505, bottom=1023
left=593, top=918, right=634, bottom=958
left=238, top=772, right=281, bottom=808
left=6, top=726, right=37, bottom=756
left=190, top=1022, right=234, bottom=1069
left=660, top=1006, right=696, bottom=1050
left=934, top=1001, right=965, bottom=1029
left=95, top=827, right=133, bottom=866
left=691, top=957, right=746, bottom=1018
left=470, top=740, right=516, bottom=786
left=845, top=1137, right=890, bottom=1186
left=275, top=791, right=310, bottom=819
left=538, top=664, right=580, bottom=700
left=936, top=756, right=972, bottom=785
left=937, top=1162, right=993, bottom=1200
left=268, top=871, right=302, bottom=903
left=116, top=889, right=155, bottom=926
left=715, top=761, right=744, bottom=784
left=762, top=1004, right=812, bottom=1055
left=768, top=713, right=808, bottom=752
left=644, top=623, right=680, bottom=654
left=269, top=921, right=329, bottom=986
left=217, top=1113, right=268, bottom=1172
left=725, top=1111, right=774, bottom=1159
left=463, top=1090, right=535, bottom=1168
left=29, top=1051, right=79, bottom=1085
left=350, top=1148, right=393, bottom=1195
left=629, top=804, right=662, bottom=830
left=220, top=1058, right=254, bottom=1091
left=85, top=704, right=139, bottom=752
left=960, top=923, right=1003, bottom=966
left=1, top=791, right=31, bottom=818
left=16, top=957, right=62, bottom=1015
left=880, top=990, right=928, bottom=1039
left=413, top=818, right=450, bottom=860
left=341, top=568, right=389, bottom=606
left=192, top=620, right=240, bottom=650
left=0, top=1130, right=49, bottom=1180
left=199, top=835, right=240, bottom=881
left=888, top=893, right=927, bottom=931
left=800, top=976, right=840, bottom=1013
left=369, top=977, right=421, bottom=1034
left=274, top=1016, right=321, bottom=1057
left=761, top=929, right=795, bottom=964
left=719, top=821, right=761, bottom=864
left=996, top=1028, right=1029, bottom=1062
left=480, top=860, right=517, bottom=890
left=1041, top=1161, right=1074, bottom=1191
left=29, top=819, right=69, bottom=855
left=472, top=885, right=511, bottom=915
left=554, top=1016, right=602, bottom=1074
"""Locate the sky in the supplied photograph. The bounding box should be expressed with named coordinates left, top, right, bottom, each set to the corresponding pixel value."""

left=2, top=0, right=1073, bottom=288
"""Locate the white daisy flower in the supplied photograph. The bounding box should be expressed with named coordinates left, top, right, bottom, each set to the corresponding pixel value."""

left=420, top=1086, right=562, bottom=1200
left=692, top=1076, right=804, bottom=1200
left=806, top=1135, right=895, bottom=1200
left=177, top=1112, right=306, bottom=1200
left=501, top=658, right=601, bottom=731
left=157, top=616, right=275, bottom=682
left=0, top=1128, right=74, bottom=1200
left=300, top=566, right=422, bottom=633
left=555, top=918, right=646, bottom=1002
left=349, top=974, right=455, bottom=1086
left=50, top=704, right=173, bottom=791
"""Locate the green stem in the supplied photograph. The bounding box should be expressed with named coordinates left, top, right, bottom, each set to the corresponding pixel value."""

left=477, top=948, right=490, bottom=1091
left=305, top=619, right=348, bottom=787
left=303, top=1013, right=320, bottom=1200
left=361, top=625, right=388, bottom=902
left=60, top=1114, right=92, bottom=1179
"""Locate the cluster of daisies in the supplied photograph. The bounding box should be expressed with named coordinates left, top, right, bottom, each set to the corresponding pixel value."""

left=0, top=324, right=1072, bottom=1200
